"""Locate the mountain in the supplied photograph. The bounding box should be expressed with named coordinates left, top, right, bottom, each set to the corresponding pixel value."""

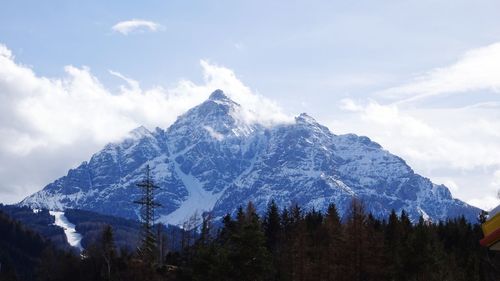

left=20, top=90, right=480, bottom=224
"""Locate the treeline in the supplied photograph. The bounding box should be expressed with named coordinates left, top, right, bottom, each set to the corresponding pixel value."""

left=0, top=210, right=50, bottom=281
left=179, top=200, right=500, bottom=281
left=64, top=209, right=185, bottom=252
left=0, top=205, right=70, bottom=250
left=3, top=200, right=500, bottom=280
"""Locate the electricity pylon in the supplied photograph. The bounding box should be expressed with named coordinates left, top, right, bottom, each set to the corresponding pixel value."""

left=134, top=164, right=161, bottom=264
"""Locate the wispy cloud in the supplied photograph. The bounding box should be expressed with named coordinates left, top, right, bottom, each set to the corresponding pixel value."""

left=111, top=19, right=163, bottom=35
left=379, top=42, right=500, bottom=103
left=108, top=70, right=140, bottom=92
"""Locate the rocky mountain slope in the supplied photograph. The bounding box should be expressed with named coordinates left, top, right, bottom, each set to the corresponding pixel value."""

left=20, top=90, right=480, bottom=224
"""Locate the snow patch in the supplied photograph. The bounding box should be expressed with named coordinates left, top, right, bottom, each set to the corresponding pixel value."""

left=49, top=211, right=83, bottom=251
left=418, top=207, right=431, bottom=222
left=160, top=162, right=221, bottom=226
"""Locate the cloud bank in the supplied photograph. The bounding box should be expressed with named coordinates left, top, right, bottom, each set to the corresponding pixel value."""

left=111, top=19, right=163, bottom=35
left=334, top=42, right=500, bottom=210
left=0, top=44, right=289, bottom=203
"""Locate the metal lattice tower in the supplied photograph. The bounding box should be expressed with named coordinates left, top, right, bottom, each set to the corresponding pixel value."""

left=134, top=165, right=161, bottom=264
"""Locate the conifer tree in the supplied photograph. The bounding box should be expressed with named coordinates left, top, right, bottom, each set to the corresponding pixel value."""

left=288, top=204, right=307, bottom=281
left=324, top=203, right=343, bottom=281
left=343, top=198, right=374, bottom=281
left=263, top=200, right=282, bottom=254
left=263, top=200, right=282, bottom=280
left=101, top=225, right=116, bottom=280
left=385, top=209, right=403, bottom=279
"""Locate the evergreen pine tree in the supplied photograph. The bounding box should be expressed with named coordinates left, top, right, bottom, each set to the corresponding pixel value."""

left=324, top=203, right=343, bottom=281
left=263, top=200, right=282, bottom=281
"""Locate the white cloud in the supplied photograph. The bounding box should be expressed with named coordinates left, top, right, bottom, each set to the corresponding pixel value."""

left=468, top=196, right=500, bottom=212
left=108, top=70, right=140, bottom=92
left=379, top=42, right=500, bottom=103
left=332, top=42, right=500, bottom=210
left=337, top=99, right=500, bottom=170
left=203, top=126, right=224, bottom=141
left=234, top=42, right=245, bottom=50
left=0, top=44, right=13, bottom=58
left=339, top=98, right=363, bottom=112
left=111, top=19, right=163, bottom=35
left=440, top=179, right=459, bottom=192
left=0, top=44, right=290, bottom=204
left=492, top=170, right=500, bottom=193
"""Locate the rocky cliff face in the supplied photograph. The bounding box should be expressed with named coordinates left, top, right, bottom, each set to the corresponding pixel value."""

left=20, top=90, right=480, bottom=224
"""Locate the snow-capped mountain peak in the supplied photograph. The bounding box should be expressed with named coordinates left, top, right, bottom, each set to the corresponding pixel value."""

left=20, top=90, right=481, bottom=224
left=128, top=125, right=154, bottom=140
left=208, top=89, right=232, bottom=102
left=296, top=112, right=318, bottom=125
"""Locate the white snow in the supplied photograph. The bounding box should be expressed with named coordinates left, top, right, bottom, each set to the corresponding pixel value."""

left=418, top=207, right=431, bottom=221
left=159, top=158, right=221, bottom=226
left=297, top=113, right=317, bottom=124
left=21, top=191, right=66, bottom=210
left=22, top=93, right=475, bottom=225
left=49, top=211, right=83, bottom=251
left=129, top=125, right=152, bottom=139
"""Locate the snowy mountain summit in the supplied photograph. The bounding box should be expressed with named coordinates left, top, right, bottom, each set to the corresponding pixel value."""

left=21, top=90, right=480, bottom=224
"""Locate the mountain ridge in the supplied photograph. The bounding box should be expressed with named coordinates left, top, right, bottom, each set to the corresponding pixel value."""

left=20, top=90, right=480, bottom=224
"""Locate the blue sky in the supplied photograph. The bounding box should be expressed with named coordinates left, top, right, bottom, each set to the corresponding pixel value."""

left=1, top=1, right=500, bottom=210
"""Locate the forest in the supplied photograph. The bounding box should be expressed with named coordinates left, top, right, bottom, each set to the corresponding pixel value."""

left=1, top=200, right=499, bottom=281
